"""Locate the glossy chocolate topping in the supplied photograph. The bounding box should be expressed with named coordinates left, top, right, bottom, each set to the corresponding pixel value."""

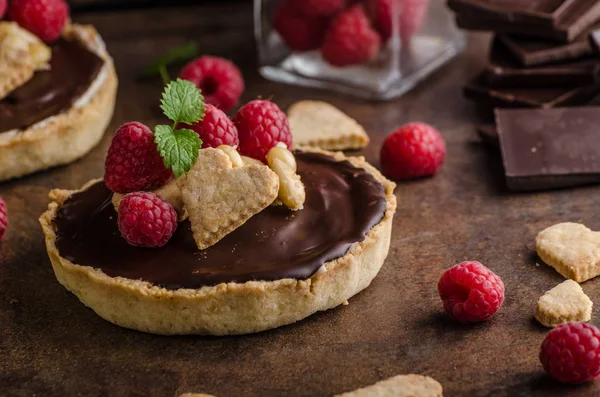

left=0, top=38, right=103, bottom=132
left=53, top=152, right=388, bottom=289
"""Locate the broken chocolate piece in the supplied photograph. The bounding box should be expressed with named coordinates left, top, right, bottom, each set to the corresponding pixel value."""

left=464, top=73, right=600, bottom=108
left=455, top=1, right=600, bottom=43
left=495, top=107, right=600, bottom=190
left=486, top=38, right=599, bottom=87
left=448, top=0, right=588, bottom=26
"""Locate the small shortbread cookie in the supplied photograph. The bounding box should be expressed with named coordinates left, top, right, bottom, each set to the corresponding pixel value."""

left=536, top=222, right=600, bottom=282
left=178, top=148, right=279, bottom=250
left=335, top=374, right=443, bottom=397
left=287, top=100, right=369, bottom=150
left=112, top=177, right=187, bottom=221
left=534, top=280, right=592, bottom=328
left=0, top=22, right=51, bottom=99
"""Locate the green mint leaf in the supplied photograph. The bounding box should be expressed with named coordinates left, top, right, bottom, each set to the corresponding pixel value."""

left=154, top=125, right=202, bottom=178
left=138, top=42, right=199, bottom=80
left=160, top=79, right=205, bottom=125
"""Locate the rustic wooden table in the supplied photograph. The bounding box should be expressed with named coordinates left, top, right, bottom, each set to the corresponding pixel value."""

left=2, top=3, right=600, bottom=397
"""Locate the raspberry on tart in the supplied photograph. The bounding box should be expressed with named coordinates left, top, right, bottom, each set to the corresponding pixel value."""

left=0, top=22, right=118, bottom=182
left=181, top=104, right=239, bottom=149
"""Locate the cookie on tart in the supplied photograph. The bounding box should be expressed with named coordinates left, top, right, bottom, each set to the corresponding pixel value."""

left=0, top=23, right=117, bottom=182
left=40, top=147, right=396, bottom=335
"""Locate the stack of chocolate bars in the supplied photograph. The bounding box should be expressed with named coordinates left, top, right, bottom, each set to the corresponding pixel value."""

left=447, top=0, right=600, bottom=191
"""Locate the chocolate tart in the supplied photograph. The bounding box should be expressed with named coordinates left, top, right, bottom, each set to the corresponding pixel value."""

left=39, top=149, right=397, bottom=335
left=0, top=24, right=118, bottom=182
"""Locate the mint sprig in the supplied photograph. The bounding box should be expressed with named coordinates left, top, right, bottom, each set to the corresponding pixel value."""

left=154, top=79, right=204, bottom=178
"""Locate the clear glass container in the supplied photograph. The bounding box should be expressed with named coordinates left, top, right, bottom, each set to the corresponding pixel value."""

left=255, top=0, right=465, bottom=100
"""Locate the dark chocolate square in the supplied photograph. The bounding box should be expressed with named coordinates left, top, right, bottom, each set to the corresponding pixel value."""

left=496, top=107, right=600, bottom=190
left=486, top=38, right=599, bottom=87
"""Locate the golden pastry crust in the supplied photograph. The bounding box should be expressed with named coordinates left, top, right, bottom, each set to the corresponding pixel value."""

left=0, top=24, right=118, bottom=182
left=39, top=149, right=396, bottom=336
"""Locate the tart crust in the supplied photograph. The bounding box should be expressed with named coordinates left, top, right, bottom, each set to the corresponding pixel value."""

left=0, top=24, right=118, bottom=182
left=39, top=149, right=397, bottom=336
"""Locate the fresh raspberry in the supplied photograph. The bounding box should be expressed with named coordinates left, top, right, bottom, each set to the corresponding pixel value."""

left=289, top=0, right=346, bottom=17
left=380, top=122, right=446, bottom=180
left=0, top=197, right=7, bottom=241
left=181, top=104, right=239, bottom=149
left=104, top=122, right=173, bottom=194
left=8, top=0, right=69, bottom=42
left=273, top=0, right=331, bottom=52
left=0, top=0, right=7, bottom=19
left=179, top=56, right=244, bottom=113
left=117, top=192, right=177, bottom=248
left=540, top=323, right=600, bottom=384
left=367, top=0, right=430, bottom=44
left=437, top=261, right=505, bottom=324
left=233, top=100, right=292, bottom=162
left=321, top=5, right=382, bottom=67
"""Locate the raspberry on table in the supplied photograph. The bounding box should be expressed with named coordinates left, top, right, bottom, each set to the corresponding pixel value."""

left=104, top=122, right=173, bottom=194
left=179, top=56, right=244, bottom=113
left=273, top=0, right=331, bottom=52
left=540, top=322, right=600, bottom=384
left=288, top=0, right=345, bottom=17
left=0, top=197, right=7, bottom=241
left=8, top=0, right=69, bottom=42
left=380, top=122, right=446, bottom=180
left=321, top=4, right=382, bottom=67
left=181, top=104, right=239, bottom=149
left=234, top=100, right=292, bottom=162
left=367, top=0, right=430, bottom=44
left=437, top=261, right=505, bottom=324
left=117, top=192, right=178, bottom=248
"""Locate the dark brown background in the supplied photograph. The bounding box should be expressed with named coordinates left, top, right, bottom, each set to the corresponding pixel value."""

left=2, top=3, right=600, bottom=397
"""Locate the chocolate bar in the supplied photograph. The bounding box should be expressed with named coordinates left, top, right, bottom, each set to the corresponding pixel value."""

left=495, top=107, right=600, bottom=190
left=455, top=1, right=600, bottom=43
left=497, top=30, right=595, bottom=66
left=448, top=0, right=587, bottom=26
left=485, top=38, right=600, bottom=87
left=464, top=73, right=600, bottom=108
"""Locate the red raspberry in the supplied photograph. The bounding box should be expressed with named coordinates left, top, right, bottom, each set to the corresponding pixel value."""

left=181, top=104, right=239, bottom=149
left=380, top=122, right=446, bottom=180
left=179, top=56, right=244, bottom=113
left=233, top=100, right=292, bottom=162
left=9, top=0, right=69, bottom=42
left=321, top=5, right=382, bottom=67
left=540, top=323, right=600, bottom=384
left=437, top=261, right=505, bottom=324
left=117, top=192, right=177, bottom=248
left=104, top=122, right=173, bottom=194
left=273, top=0, right=331, bottom=52
left=0, top=197, right=7, bottom=241
left=368, top=0, right=430, bottom=44
left=0, top=0, right=7, bottom=19
left=289, top=0, right=346, bottom=17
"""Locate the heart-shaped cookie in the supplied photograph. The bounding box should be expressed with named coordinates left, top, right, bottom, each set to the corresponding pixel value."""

left=179, top=148, right=279, bottom=250
left=534, top=280, right=592, bottom=328
left=536, top=222, right=600, bottom=283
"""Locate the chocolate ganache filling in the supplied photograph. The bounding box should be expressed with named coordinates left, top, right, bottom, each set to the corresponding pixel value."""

left=53, top=152, right=388, bottom=289
left=0, top=38, right=103, bottom=132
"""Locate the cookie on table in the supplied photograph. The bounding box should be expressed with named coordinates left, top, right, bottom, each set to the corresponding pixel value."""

left=287, top=100, right=369, bottom=151
left=335, top=374, right=443, bottom=397
left=536, top=222, right=600, bottom=283
left=534, top=280, right=592, bottom=328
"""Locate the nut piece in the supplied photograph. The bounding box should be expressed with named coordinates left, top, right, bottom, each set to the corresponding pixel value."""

left=267, top=143, right=297, bottom=172
left=241, top=155, right=264, bottom=167
left=217, top=145, right=244, bottom=168
left=270, top=157, right=305, bottom=211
